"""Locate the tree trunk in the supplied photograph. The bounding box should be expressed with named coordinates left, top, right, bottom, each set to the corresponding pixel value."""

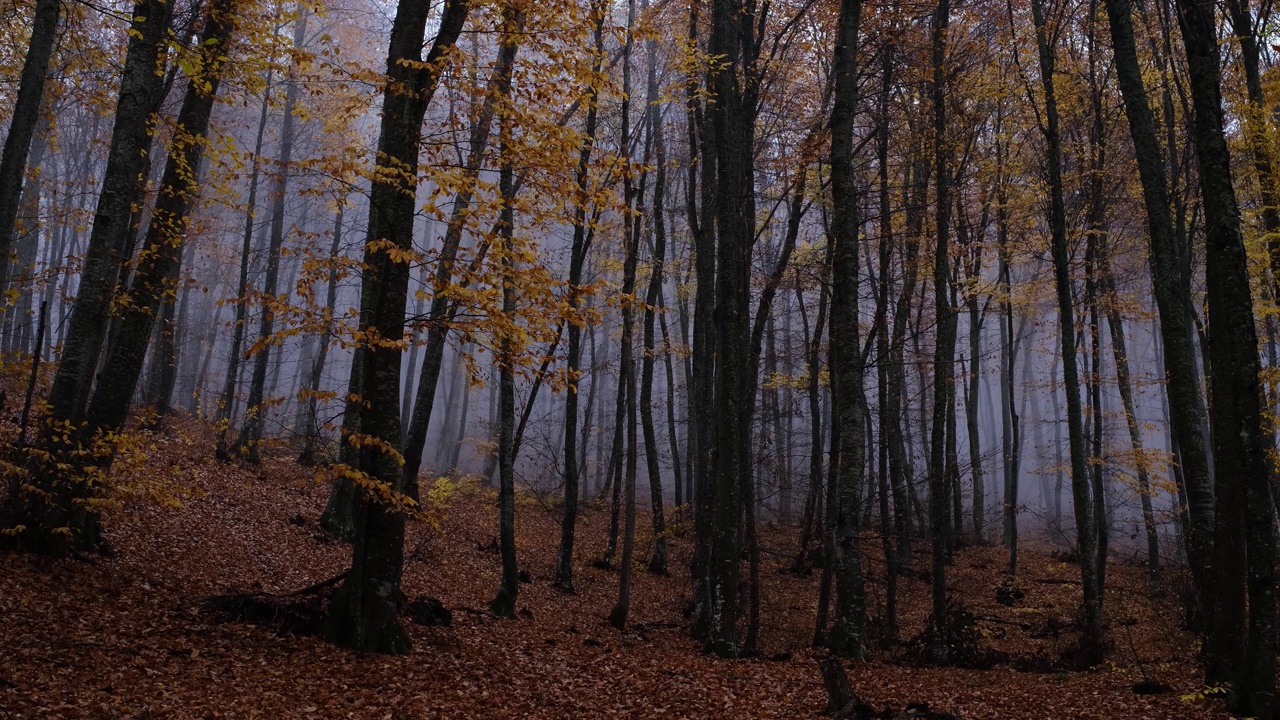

left=826, top=0, right=866, bottom=659
left=323, top=0, right=467, bottom=654
left=640, top=23, right=669, bottom=576
left=399, top=12, right=524, bottom=491
left=79, top=0, right=238, bottom=446
left=3, top=0, right=174, bottom=554
left=1030, top=0, right=1101, bottom=640
left=610, top=0, right=642, bottom=629
left=1174, top=0, right=1275, bottom=710
left=1100, top=0, right=1214, bottom=612
left=42, top=0, right=173, bottom=428
left=926, top=0, right=954, bottom=662
left=0, top=0, right=60, bottom=292
left=489, top=96, right=520, bottom=619
left=298, top=206, right=345, bottom=467
left=237, top=8, right=309, bottom=461
left=215, top=74, right=273, bottom=460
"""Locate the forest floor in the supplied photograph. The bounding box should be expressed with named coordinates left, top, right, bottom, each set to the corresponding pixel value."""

left=0, top=420, right=1234, bottom=719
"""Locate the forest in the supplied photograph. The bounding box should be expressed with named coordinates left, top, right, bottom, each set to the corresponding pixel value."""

left=0, top=0, right=1277, bottom=715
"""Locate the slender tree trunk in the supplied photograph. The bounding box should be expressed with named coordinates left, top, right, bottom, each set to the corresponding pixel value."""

left=926, top=0, right=955, bottom=662
left=298, top=206, right=345, bottom=467
left=490, top=93, right=520, bottom=619
left=610, top=0, right=641, bottom=629
left=42, top=0, right=173, bottom=427
left=826, top=0, right=866, bottom=658
left=3, top=0, right=174, bottom=554
left=399, top=13, right=524, bottom=492
left=78, top=0, right=237, bottom=449
left=237, top=9, right=309, bottom=461
left=640, top=26, right=669, bottom=576
left=0, top=0, right=60, bottom=291
left=216, top=74, right=273, bottom=460
left=1030, top=0, right=1101, bottom=640
left=553, top=0, right=604, bottom=589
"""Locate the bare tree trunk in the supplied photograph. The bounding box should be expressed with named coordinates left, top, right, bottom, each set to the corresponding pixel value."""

left=1100, top=0, right=1214, bottom=613
left=489, top=93, right=520, bottom=619
left=78, top=0, right=237, bottom=448
left=216, top=73, right=272, bottom=460
left=298, top=206, right=344, bottom=467
left=639, top=24, right=669, bottom=576
left=1029, top=0, right=1101, bottom=640
left=3, top=0, right=174, bottom=554
left=926, top=0, right=954, bottom=662
left=237, top=8, right=309, bottom=461
left=609, top=0, right=641, bottom=629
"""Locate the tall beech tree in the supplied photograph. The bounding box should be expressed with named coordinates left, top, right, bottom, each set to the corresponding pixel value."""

left=826, top=0, right=866, bottom=658
left=1100, top=0, right=1214, bottom=611
left=322, top=0, right=468, bottom=654
left=1174, top=0, right=1275, bottom=712
left=1028, top=0, right=1101, bottom=640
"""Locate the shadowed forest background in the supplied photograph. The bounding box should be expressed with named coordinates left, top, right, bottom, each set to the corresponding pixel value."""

left=0, top=0, right=1278, bottom=715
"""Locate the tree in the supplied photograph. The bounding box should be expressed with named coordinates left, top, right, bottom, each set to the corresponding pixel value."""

left=926, top=0, right=955, bottom=662
left=1174, top=0, right=1275, bottom=711
left=81, top=0, right=240, bottom=442
left=0, top=0, right=61, bottom=292
left=825, top=0, right=867, bottom=659
left=2, top=0, right=175, bottom=554
left=1099, top=0, right=1214, bottom=611
left=323, top=0, right=468, bottom=654
left=1028, top=0, right=1101, bottom=641
left=237, top=6, right=310, bottom=461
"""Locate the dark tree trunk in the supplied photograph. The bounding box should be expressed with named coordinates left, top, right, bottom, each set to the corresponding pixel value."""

left=3, top=0, right=174, bottom=554
left=1222, top=0, right=1280, bottom=301
left=1100, top=0, right=1214, bottom=610
left=685, top=0, right=719, bottom=642
left=1174, top=0, right=1276, bottom=711
left=42, top=0, right=173, bottom=427
left=640, top=23, right=669, bottom=576
left=554, top=0, right=603, bottom=588
left=926, top=0, right=955, bottom=662
left=0, top=0, right=60, bottom=291
left=610, top=0, right=641, bottom=629
left=298, top=206, right=345, bottom=467
left=323, top=0, right=468, bottom=654
left=874, top=41, right=899, bottom=641
left=399, top=13, right=523, bottom=492
left=826, top=0, right=866, bottom=659
left=702, top=0, right=759, bottom=657
left=1030, top=0, right=1101, bottom=639
left=80, top=0, right=238, bottom=446
left=490, top=95, right=520, bottom=620
left=216, top=74, right=273, bottom=460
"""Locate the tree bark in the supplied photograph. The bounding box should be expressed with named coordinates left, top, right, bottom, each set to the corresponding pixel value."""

left=826, top=0, right=866, bottom=658
left=237, top=8, right=310, bottom=461
left=926, top=0, right=955, bottom=662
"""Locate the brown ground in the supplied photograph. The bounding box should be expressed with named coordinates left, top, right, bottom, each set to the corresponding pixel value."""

left=0, top=421, right=1232, bottom=719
